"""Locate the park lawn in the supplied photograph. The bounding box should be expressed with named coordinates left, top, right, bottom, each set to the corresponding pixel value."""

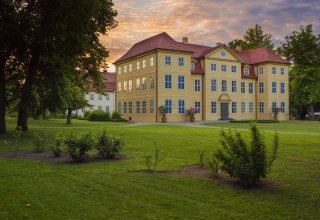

left=203, top=120, right=320, bottom=133
left=0, top=118, right=319, bottom=219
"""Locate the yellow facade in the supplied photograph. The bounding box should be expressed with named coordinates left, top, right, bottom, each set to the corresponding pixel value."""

left=115, top=46, right=289, bottom=122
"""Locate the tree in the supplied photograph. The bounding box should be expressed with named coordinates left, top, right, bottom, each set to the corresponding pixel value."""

left=228, top=24, right=274, bottom=50
left=11, top=0, right=117, bottom=131
left=277, top=24, right=320, bottom=119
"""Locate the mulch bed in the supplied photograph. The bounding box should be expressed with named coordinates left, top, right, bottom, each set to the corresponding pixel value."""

left=138, top=165, right=280, bottom=190
left=0, top=150, right=131, bottom=165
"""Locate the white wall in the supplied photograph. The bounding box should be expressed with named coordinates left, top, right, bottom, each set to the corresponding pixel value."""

left=73, top=91, right=115, bottom=116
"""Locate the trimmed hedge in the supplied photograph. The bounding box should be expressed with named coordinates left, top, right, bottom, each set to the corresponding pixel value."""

left=87, top=110, right=110, bottom=121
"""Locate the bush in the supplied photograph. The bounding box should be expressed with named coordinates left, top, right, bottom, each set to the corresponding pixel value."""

left=211, top=124, right=279, bottom=186
left=64, top=131, right=95, bottom=162
left=111, top=111, right=122, bottom=120
left=95, top=130, right=125, bottom=159
left=87, top=110, right=110, bottom=121
left=144, top=142, right=165, bottom=171
left=52, top=132, right=64, bottom=157
left=33, top=132, right=47, bottom=153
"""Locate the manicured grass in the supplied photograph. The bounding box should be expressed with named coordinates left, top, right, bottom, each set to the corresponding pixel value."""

left=204, top=120, right=320, bottom=133
left=0, top=118, right=320, bottom=219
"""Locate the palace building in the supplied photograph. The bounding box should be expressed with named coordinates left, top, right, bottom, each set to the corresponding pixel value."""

left=114, top=32, right=289, bottom=122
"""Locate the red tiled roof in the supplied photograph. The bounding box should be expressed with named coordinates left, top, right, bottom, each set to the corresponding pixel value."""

left=114, top=32, right=193, bottom=64
left=177, top=42, right=216, bottom=58
left=102, top=72, right=116, bottom=92
left=191, top=59, right=204, bottom=74
left=241, top=65, right=257, bottom=79
left=233, top=48, right=290, bottom=65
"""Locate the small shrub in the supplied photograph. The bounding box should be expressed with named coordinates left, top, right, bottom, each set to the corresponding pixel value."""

left=33, top=131, right=47, bottom=153
left=52, top=132, right=64, bottom=157
left=199, top=151, right=205, bottom=168
left=64, top=131, right=95, bottom=162
left=206, top=155, right=219, bottom=177
left=95, top=130, right=125, bottom=159
left=111, top=111, right=122, bottom=120
left=211, top=124, right=279, bottom=186
left=144, top=142, right=165, bottom=171
left=87, top=110, right=110, bottom=121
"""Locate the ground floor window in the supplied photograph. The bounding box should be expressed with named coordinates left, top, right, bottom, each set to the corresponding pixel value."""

left=117, top=102, right=121, bottom=113
left=195, top=101, right=201, bottom=113
left=241, top=102, right=245, bottom=113
left=150, top=100, right=154, bottom=114
left=129, top=102, right=132, bottom=113
left=249, top=102, right=253, bottom=113
left=98, top=106, right=102, bottom=111
left=211, top=102, right=216, bottom=113
left=124, top=102, right=127, bottom=113
left=281, top=102, right=285, bottom=113
left=259, top=102, right=264, bottom=113
left=106, top=106, right=109, bottom=112
left=165, top=100, right=172, bottom=114
left=142, top=101, right=146, bottom=114
left=136, top=101, right=140, bottom=114
left=178, top=100, right=185, bottom=114
left=232, top=102, right=237, bottom=113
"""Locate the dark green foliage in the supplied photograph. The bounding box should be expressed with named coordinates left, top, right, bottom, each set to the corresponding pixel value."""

left=33, top=132, right=47, bottom=153
left=53, top=132, right=64, bottom=157
left=213, top=124, right=279, bottom=186
left=144, top=142, right=165, bottom=171
left=199, top=151, right=205, bottom=168
left=111, top=111, right=122, bottom=120
left=95, top=130, right=125, bottom=159
left=64, top=131, right=95, bottom=162
left=87, top=110, right=110, bottom=121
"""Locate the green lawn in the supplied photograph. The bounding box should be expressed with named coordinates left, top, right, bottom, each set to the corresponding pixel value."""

left=0, top=118, right=319, bottom=219
left=204, top=120, right=320, bottom=133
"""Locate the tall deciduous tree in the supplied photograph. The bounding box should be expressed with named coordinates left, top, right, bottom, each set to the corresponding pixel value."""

left=12, top=0, right=117, bottom=131
left=278, top=24, right=320, bottom=119
left=228, top=24, right=274, bottom=50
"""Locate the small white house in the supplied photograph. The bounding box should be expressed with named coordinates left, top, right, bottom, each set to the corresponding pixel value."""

left=74, top=72, right=116, bottom=116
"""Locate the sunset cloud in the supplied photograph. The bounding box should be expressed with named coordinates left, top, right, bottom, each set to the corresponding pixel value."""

left=102, top=0, right=320, bottom=71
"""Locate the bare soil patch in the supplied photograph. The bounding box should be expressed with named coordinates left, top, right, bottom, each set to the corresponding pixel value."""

left=139, top=164, right=280, bottom=190
left=0, top=150, right=131, bottom=165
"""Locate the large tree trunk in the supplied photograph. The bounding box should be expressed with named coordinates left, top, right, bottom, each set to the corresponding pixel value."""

left=66, top=107, right=72, bottom=124
left=0, top=58, right=6, bottom=135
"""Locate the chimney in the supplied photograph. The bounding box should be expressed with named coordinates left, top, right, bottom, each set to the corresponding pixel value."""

left=182, top=37, right=188, bottom=44
left=236, top=45, right=242, bottom=51
left=216, top=42, right=222, bottom=46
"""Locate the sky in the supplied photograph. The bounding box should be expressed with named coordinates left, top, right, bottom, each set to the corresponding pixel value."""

left=101, top=0, right=320, bottom=72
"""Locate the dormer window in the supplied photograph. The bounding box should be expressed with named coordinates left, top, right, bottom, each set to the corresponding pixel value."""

left=244, top=68, right=249, bottom=75
left=191, top=63, right=195, bottom=71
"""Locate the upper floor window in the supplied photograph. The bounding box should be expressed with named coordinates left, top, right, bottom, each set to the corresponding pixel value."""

left=142, top=77, right=147, bottom=90
left=221, top=64, right=227, bottom=72
left=280, top=82, right=285, bottom=94
left=165, top=75, right=172, bottom=89
left=241, top=82, right=245, bottom=93
left=281, top=67, right=285, bottom=75
left=165, top=100, right=172, bottom=114
left=165, top=56, right=171, bottom=65
left=106, top=106, right=110, bottom=112
left=259, top=82, right=264, bottom=93
left=195, top=101, right=201, bottom=113
left=272, top=82, right=277, bottom=93
left=150, top=57, right=154, bottom=67
left=178, top=100, right=185, bottom=114
left=129, top=64, right=132, bottom=72
left=244, top=68, right=249, bottom=75
left=231, top=66, right=237, bottom=73
left=211, top=64, right=216, bottom=71
left=222, top=80, right=227, bottom=92
left=124, top=65, right=127, bottom=73
left=143, top=60, right=146, bottom=69
left=90, top=93, right=94, bottom=100
left=259, top=67, right=264, bottom=75
left=191, top=63, right=195, bottom=71
left=178, top=57, right=184, bottom=66
left=129, top=80, right=132, bottom=93
left=150, top=77, right=154, bottom=89
left=137, top=61, right=140, bottom=70
left=272, top=67, right=276, bottom=74
left=195, top=79, right=200, bottom=92
left=211, top=79, right=217, bottom=92
left=232, top=81, right=237, bottom=92
left=249, top=83, right=253, bottom=94
left=123, top=81, right=127, bottom=93
left=118, top=67, right=122, bottom=75
left=106, top=94, right=109, bottom=101
left=178, top=76, right=185, bottom=90
left=136, top=78, right=141, bottom=91
left=117, top=82, right=122, bottom=93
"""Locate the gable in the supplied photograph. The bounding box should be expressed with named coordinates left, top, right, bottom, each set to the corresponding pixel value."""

left=206, top=46, right=242, bottom=62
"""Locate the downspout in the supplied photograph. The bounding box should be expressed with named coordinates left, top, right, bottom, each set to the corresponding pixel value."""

left=202, top=58, right=205, bottom=121
left=156, top=50, right=158, bottom=123
left=255, top=65, right=258, bottom=120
